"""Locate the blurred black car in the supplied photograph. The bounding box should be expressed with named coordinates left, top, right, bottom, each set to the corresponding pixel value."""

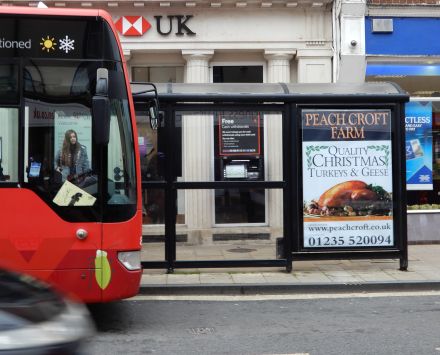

left=0, top=268, right=94, bottom=355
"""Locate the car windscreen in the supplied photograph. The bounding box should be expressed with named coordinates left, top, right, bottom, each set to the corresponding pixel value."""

left=0, top=270, right=66, bottom=328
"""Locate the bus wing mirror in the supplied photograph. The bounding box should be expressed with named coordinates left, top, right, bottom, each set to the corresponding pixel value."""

left=96, top=68, right=108, bottom=96
left=92, top=96, right=110, bottom=145
left=149, top=98, right=160, bottom=130
left=131, top=82, right=160, bottom=130
left=93, top=68, right=110, bottom=145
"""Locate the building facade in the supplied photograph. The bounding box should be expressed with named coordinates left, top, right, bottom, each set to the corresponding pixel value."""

left=104, top=0, right=336, bottom=246
left=365, top=0, right=440, bottom=243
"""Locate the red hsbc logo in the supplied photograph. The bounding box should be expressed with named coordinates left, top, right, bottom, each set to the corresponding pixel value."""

left=115, top=16, right=151, bottom=36
left=115, top=15, right=196, bottom=37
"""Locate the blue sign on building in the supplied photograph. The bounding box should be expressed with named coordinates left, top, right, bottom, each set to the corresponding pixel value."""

left=366, top=17, right=440, bottom=56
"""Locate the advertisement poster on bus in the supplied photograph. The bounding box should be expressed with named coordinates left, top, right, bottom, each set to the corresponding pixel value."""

left=26, top=99, right=92, bottom=164
left=54, top=104, right=92, bottom=167
left=405, top=101, right=433, bottom=190
left=302, top=109, right=394, bottom=248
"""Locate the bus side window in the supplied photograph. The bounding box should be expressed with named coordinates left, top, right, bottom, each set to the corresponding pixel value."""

left=0, top=108, right=19, bottom=182
left=107, top=99, right=136, bottom=205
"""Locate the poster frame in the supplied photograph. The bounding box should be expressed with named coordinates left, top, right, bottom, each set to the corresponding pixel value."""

left=294, top=102, right=408, bottom=268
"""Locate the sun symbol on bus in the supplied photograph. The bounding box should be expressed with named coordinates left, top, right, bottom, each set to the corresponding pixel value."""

left=40, top=36, right=57, bottom=52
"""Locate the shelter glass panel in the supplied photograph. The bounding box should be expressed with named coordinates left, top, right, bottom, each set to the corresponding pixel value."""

left=141, top=223, right=165, bottom=262
left=175, top=189, right=283, bottom=262
left=176, top=110, right=283, bottom=226
left=137, top=110, right=165, bottom=225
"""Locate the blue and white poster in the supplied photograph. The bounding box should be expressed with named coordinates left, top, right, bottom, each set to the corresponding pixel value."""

left=405, top=101, right=433, bottom=190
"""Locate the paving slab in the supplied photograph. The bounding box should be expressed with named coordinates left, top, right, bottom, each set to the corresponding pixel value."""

left=141, top=274, right=167, bottom=285
left=261, top=272, right=298, bottom=283
left=293, top=271, right=332, bottom=283
left=166, top=274, right=200, bottom=285
left=356, top=273, right=397, bottom=282
left=326, top=276, right=365, bottom=283
left=199, top=273, right=234, bottom=284
left=231, top=273, right=266, bottom=284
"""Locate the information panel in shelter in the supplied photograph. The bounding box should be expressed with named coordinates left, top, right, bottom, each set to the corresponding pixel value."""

left=301, top=109, right=394, bottom=248
left=218, top=112, right=261, bottom=156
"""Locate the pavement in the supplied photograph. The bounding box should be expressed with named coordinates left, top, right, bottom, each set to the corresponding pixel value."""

left=139, top=244, right=440, bottom=294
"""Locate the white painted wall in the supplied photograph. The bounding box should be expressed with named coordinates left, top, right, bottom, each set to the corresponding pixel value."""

left=336, top=0, right=366, bottom=82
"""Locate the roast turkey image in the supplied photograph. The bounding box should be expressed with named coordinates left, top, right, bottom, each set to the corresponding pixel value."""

left=305, top=180, right=392, bottom=217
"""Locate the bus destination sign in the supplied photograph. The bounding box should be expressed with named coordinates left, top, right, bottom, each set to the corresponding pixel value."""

left=0, top=16, right=112, bottom=59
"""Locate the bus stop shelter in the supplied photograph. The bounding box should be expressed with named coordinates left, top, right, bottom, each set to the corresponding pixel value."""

left=132, top=82, right=409, bottom=272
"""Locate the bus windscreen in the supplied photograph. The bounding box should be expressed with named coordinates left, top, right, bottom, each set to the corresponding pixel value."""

left=0, top=63, right=18, bottom=103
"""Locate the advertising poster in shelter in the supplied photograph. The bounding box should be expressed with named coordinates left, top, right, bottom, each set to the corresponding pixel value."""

left=405, top=101, right=433, bottom=190
left=302, top=109, right=394, bottom=248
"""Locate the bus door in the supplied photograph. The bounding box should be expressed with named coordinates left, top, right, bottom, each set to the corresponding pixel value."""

left=21, top=62, right=138, bottom=301
left=23, top=101, right=103, bottom=300
left=1, top=60, right=106, bottom=300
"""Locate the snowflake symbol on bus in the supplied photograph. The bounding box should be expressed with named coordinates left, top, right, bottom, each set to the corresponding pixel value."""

left=59, top=35, right=75, bottom=54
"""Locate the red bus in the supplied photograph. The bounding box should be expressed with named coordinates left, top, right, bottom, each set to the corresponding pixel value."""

left=0, top=6, right=143, bottom=302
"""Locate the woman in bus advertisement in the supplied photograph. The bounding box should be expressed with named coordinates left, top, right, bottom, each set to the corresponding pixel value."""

left=55, top=129, right=90, bottom=183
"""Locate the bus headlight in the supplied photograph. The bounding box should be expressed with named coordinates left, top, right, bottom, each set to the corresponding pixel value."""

left=117, top=251, right=141, bottom=270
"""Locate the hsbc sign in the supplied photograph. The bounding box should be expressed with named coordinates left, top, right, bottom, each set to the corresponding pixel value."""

left=115, top=15, right=196, bottom=37
left=115, top=16, right=151, bottom=36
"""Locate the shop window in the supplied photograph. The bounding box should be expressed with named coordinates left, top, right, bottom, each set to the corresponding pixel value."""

left=213, top=66, right=263, bottom=83
left=132, top=66, right=184, bottom=83
left=366, top=73, right=440, bottom=211
left=406, top=100, right=440, bottom=210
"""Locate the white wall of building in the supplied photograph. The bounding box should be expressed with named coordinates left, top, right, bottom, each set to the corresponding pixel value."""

left=336, top=0, right=366, bottom=82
